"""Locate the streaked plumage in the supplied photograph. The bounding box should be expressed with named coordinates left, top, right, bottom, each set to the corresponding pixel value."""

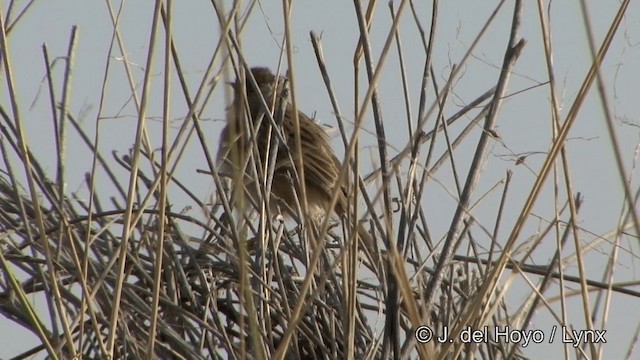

left=217, top=67, right=347, bottom=218
left=217, top=67, right=376, bottom=263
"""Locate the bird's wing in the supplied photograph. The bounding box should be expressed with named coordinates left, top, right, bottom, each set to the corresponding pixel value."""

left=281, top=107, right=342, bottom=197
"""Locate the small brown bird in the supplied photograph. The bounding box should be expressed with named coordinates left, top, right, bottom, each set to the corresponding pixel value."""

left=217, top=67, right=347, bottom=219
left=217, top=67, right=375, bottom=255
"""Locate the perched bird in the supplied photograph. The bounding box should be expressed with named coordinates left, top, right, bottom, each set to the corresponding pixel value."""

left=217, top=67, right=376, bottom=256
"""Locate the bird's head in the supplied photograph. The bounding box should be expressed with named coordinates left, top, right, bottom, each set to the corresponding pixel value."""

left=230, top=67, right=288, bottom=123
left=231, top=67, right=285, bottom=101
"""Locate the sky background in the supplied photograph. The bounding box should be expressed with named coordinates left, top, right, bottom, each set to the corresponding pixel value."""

left=1, top=0, right=639, bottom=358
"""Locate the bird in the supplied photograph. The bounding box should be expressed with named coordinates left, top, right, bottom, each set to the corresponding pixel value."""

left=217, top=67, right=377, bottom=257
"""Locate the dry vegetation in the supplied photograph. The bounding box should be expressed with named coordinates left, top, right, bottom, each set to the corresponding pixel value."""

left=0, top=0, right=638, bottom=359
